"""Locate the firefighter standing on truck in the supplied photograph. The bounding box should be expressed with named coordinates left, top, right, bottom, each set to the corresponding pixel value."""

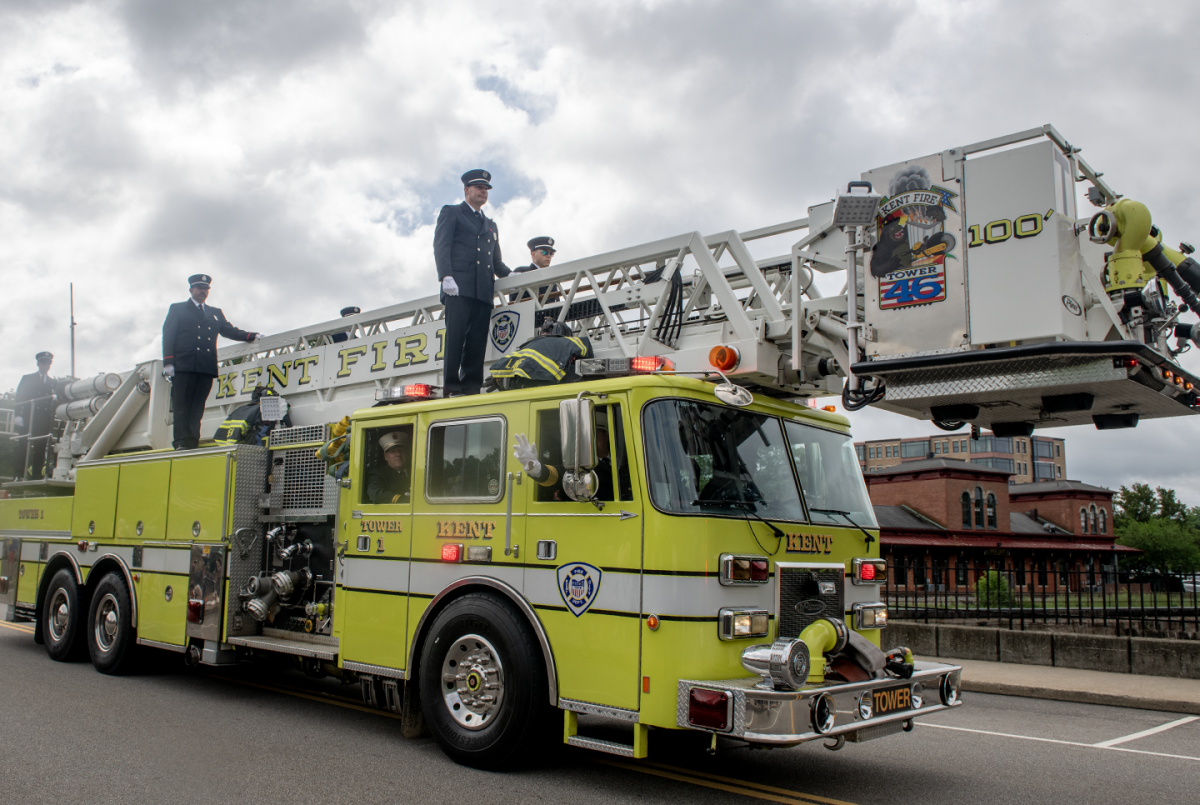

left=366, top=431, right=411, bottom=504
left=489, top=319, right=591, bottom=390
left=433, top=169, right=512, bottom=397
left=161, top=274, right=261, bottom=451
left=12, top=351, right=58, bottom=480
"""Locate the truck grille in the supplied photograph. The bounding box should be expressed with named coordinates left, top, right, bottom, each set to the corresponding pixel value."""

left=776, top=563, right=844, bottom=638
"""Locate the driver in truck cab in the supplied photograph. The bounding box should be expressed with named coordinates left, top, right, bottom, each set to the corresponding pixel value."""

left=366, top=430, right=412, bottom=504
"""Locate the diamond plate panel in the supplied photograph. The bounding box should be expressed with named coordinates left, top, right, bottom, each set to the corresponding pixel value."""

left=880, top=356, right=1123, bottom=401
left=270, top=424, right=328, bottom=447
left=226, top=444, right=268, bottom=638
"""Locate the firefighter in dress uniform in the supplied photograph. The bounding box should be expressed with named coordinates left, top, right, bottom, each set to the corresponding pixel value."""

left=508, top=236, right=558, bottom=304
left=12, top=351, right=58, bottom=480
left=488, top=319, right=591, bottom=390
left=162, top=274, right=261, bottom=450
left=331, top=306, right=360, bottom=344
left=366, top=431, right=412, bottom=505
left=434, top=169, right=513, bottom=396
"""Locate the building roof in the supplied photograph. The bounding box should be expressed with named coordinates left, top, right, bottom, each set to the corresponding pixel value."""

left=1008, top=480, right=1113, bottom=497
left=874, top=505, right=944, bottom=531
left=1009, top=511, right=1072, bottom=535
left=867, top=457, right=1012, bottom=477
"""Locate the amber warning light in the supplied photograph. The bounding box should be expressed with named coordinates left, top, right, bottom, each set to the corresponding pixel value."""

left=708, top=345, right=741, bottom=372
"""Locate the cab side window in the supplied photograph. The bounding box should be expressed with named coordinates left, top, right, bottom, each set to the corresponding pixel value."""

left=426, top=418, right=505, bottom=501
left=362, top=425, right=414, bottom=506
left=532, top=405, right=632, bottom=503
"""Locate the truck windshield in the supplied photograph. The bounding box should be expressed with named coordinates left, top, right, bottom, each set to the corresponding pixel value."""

left=643, top=399, right=805, bottom=521
left=783, top=420, right=877, bottom=528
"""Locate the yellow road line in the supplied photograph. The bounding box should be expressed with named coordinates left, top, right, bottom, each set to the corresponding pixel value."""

left=204, top=674, right=403, bottom=720
left=0, top=621, right=36, bottom=634
left=594, top=757, right=859, bottom=805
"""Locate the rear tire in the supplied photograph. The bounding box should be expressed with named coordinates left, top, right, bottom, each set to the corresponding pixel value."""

left=42, top=569, right=86, bottom=662
left=419, top=592, right=552, bottom=769
left=87, top=573, right=138, bottom=674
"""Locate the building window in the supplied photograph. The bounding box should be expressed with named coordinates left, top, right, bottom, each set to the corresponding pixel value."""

left=1099, top=508, right=1107, bottom=534
left=1034, top=439, right=1053, bottom=459
left=1079, top=508, right=1088, bottom=533
left=1089, top=505, right=1098, bottom=534
left=901, top=440, right=929, bottom=459
left=856, top=444, right=865, bottom=460
left=1056, top=444, right=1061, bottom=457
left=1015, top=561, right=1026, bottom=587
left=1035, top=462, right=1055, bottom=480
left=962, top=491, right=972, bottom=528
left=952, top=441, right=959, bottom=453
left=885, top=445, right=891, bottom=458
left=974, top=487, right=984, bottom=527
left=1037, top=559, right=1048, bottom=587
left=934, top=441, right=941, bottom=454
left=1056, top=465, right=1062, bottom=478
left=987, top=493, right=997, bottom=529
left=955, top=555, right=968, bottom=585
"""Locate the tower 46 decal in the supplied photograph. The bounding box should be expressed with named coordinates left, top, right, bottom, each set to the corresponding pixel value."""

left=879, top=264, right=946, bottom=309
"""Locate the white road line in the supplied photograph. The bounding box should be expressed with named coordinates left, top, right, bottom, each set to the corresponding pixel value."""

left=918, top=722, right=1200, bottom=763
left=1093, top=716, right=1199, bottom=748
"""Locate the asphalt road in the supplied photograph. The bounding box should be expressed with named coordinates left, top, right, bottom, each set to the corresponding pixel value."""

left=2, top=619, right=1198, bottom=805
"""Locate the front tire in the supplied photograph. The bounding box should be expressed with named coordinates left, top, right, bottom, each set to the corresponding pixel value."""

left=419, top=592, right=552, bottom=769
left=42, top=569, right=86, bottom=661
left=87, top=573, right=138, bottom=674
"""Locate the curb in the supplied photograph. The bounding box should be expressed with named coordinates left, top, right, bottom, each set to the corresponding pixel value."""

left=961, top=679, right=1200, bottom=715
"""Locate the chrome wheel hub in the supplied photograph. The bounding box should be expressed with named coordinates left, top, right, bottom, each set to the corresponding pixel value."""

left=48, top=591, right=70, bottom=642
left=440, top=633, right=504, bottom=730
left=94, top=593, right=120, bottom=653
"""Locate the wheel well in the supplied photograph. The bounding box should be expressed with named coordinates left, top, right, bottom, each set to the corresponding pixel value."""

left=406, top=578, right=559, bottom=707
left=35, top=553, right=84, bottom=619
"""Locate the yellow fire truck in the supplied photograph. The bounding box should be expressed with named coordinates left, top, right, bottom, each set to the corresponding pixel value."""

left=5, top=125, right=1200, bottom=768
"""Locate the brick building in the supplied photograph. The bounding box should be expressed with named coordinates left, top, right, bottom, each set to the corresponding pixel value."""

left=865, top=459, right=1135, bottom=592
left=856, top=431, right=1066, bottom=484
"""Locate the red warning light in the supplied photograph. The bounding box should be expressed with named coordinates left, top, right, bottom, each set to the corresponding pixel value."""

left=404, top=384, right=432, bottom=397
left=441, top=543, right=463, bottom=563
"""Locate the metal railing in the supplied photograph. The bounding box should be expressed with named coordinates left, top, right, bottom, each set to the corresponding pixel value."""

left=884, top=560, right=1200, bottom=632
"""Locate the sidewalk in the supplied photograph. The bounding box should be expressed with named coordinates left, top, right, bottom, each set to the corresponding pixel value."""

left=925, top=655, right=1200, bottom=715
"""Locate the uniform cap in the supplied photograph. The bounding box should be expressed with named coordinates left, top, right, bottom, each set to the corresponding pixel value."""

left=527, top=236, right=556, bottom=253
left=188, top=274, right=213, bottom=288
left=340, top=306, right=361, bottom=317
left=35, top=351, right=53, bottom=362
left=379, top=431, right=411, bottom=452
left=461, top=169, right=492, bottom=189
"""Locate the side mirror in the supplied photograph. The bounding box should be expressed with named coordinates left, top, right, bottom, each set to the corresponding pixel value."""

left=558, top=397, right=597, bottom=471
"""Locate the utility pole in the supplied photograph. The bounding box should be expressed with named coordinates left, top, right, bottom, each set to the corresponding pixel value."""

left=70, top=283, right=77, bottom=379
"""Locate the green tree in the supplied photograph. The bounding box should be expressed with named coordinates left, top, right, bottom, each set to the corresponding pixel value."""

left=1116, top=518, right=1200, bottom=573
left=975, top=570, right=1011, bottom=606
left=1156, top=487, right=1189, bottom=521
left=1114, top=483, right=1158, bottom=527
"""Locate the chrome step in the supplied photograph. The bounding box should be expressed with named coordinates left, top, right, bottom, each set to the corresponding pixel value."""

left=565, top=735, right=636, bottom=757
left=228, top=634, right=338, bottom=660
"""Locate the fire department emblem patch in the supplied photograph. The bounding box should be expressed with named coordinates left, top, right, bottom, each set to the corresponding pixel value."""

left=490, top=310, right=519, bottom=353
left=556, top=562, right=602, bottom=617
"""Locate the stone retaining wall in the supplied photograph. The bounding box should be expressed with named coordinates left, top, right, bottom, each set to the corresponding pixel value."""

left=882, top=621, right=1200, bottom=679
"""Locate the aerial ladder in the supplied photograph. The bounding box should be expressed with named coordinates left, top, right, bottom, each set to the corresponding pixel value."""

left=7, top=123, right=1199, bottom=495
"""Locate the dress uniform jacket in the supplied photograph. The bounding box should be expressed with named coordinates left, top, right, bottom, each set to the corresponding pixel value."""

left=162, top=301, right=255, bottom=375
left=14, top=372, right=57, bottom=435
left=434, top=202, right=512, bottom=303
left=489, top=334, right=592, bottom=386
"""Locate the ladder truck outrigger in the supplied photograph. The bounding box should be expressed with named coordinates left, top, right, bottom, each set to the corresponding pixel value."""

left=3, top=125, right=1198, bottom=769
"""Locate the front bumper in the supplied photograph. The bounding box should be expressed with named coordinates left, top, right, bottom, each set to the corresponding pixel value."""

left=677, top=661, right=962, bottom=746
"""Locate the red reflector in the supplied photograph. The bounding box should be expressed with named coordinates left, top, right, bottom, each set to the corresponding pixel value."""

left=1113, top=357, right=1139, bottom=369
left=688, top=688, right=730, bottom=730
left=441, top=543, right=463, bottom=562
left=750, top=559, right=769, bottom=582
left=643, top=676, right=651, bottom=694
left=861, top=563, right=876, bottom=581
left=186, top=599, right=204, bottom=624
left=404, top=383, right=432, bottom=397
left=708, top=345, right=740, bottom=372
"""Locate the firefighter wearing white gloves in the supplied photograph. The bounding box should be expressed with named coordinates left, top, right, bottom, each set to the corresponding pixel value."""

left=513, top=433, right=558, bottom=487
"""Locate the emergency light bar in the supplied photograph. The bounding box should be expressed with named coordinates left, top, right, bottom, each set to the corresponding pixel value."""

left=577, top=356, right=675, bottom=376
left=374, top=384, right=442, bottom=402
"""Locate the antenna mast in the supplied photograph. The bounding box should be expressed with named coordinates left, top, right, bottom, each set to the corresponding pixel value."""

left=70, top=283, right=77, bottom=379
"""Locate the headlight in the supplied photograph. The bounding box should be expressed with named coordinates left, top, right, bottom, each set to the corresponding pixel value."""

left=852, top=603, right=888, bottom=629
left=812, top=692, right=836, bottom=734
left=940, top=672, right=961, bottom=706
left=741, top=638, right=810, bottom=690
left=911, top=682, right=925, bottom=709
left=857, top=691, right=874, bottom=720
left=719, top=608, right=770, bottom=641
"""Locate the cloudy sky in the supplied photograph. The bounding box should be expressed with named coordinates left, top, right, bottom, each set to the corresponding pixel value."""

left=3, top=0, right=1200, bottom=500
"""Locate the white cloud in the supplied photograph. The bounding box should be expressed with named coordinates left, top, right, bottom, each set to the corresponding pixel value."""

left=2, top=0, right=1200, bottom=500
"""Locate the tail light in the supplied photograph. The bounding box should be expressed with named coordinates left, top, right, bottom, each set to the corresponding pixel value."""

left=708, top=345, right=740, bottom=372
left=186, top=598, right=205, bottom=624
left=1113, top=357, right=1140, bottom=369
left=719, top=553, right=770, bottom=585
left=687, top=688, right=732, bottom=731
left=441, top=543, right=463, bottom=563
left=852, top=558, right=887, bottom=585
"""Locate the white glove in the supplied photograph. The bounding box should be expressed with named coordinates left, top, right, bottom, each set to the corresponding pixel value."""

left=14, top=416, right=24, bottom=429
left=442, top=276, right=459, bottom=296
left=163, top=365, right=175, bottom=379
left=513, top=434, right=542, bottom=477
left=250, top=333, right=262, bottom=342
